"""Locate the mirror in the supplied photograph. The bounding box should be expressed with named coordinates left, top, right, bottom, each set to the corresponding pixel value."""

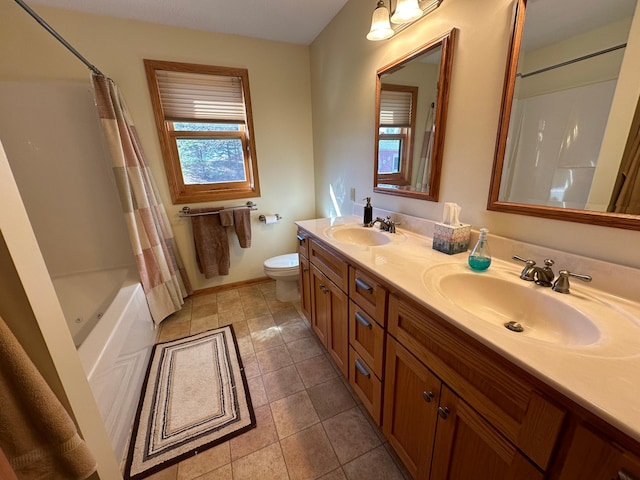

left=489, top=0, right=640, bottom=230
left=374, top=29, right=457, bottom=201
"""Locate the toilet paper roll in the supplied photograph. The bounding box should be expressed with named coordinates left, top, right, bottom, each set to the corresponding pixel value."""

left=263, top=215, right=279, bottom=224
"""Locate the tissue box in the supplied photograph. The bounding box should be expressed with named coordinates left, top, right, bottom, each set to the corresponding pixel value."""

left=432, top=223, right=471, bottom=255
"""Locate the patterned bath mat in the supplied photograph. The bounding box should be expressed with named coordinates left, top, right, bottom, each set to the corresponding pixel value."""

left=124, top=326, right=255, bottom=479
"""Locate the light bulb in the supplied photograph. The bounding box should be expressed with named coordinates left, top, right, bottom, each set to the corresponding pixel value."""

left=366, top=1, right=394, bottom=41
left=390, top=0, right=423, bottom=24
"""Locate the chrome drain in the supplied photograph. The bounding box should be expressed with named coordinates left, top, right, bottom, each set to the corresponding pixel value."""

left=504, top=321, right=524, bottom=333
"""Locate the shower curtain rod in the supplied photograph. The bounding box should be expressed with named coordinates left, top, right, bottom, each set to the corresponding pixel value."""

left=13, top=0, right=104, bottom=76
left=517, top=43, right=626, bottom=79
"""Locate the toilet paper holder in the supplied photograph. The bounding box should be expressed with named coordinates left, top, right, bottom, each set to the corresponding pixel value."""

left=259, top=214, right=282, bottom=223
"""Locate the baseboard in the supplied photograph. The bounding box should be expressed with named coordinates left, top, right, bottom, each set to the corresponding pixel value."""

left=189, top=276, right=272, bottom=298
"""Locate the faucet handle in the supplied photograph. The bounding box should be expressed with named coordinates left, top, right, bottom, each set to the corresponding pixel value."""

left=512, top=255, right=536, bottom=281
left=552, top=269, right=592, bottom=294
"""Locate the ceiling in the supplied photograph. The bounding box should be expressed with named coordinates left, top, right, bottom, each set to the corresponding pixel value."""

left=25, top=0, right=351, bottom=45
left=523, top=0, right=638, bottom=51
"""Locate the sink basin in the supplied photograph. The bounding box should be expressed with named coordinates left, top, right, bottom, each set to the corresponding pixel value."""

left=324, top=225, right=406, bottom=246
left=423, top=264, right=601, bottom=347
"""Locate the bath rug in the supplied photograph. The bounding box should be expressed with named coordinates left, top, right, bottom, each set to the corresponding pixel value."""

left=124, top=326, right=255, bottom=479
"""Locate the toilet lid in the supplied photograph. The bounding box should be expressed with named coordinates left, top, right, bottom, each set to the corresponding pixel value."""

left=264, top=253, right=299, bottom=269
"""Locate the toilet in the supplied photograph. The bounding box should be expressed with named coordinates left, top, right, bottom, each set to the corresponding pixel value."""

left=263, top=253, right=300, bottom=302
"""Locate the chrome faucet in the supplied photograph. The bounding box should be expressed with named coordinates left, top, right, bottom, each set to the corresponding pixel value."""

left=552, top=270, right=592, bottom=294
left=513, top=256, right=555, bottom=287
left=365, top=216, right=398, bottom=233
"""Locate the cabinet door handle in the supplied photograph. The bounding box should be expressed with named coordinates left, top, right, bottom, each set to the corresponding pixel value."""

left=437, top=406, right=450, bottom=419
left=320, top=284, right=329, bottom=294
left=355, top=358, right=371, bottom=378
left=355, top=277, right=374, bottom=293
left=303, top=267, right=309, bottom=273
left=618, top=470, right=639, bottom=480
left=297, top=234, right=305, bottom=243
left=422, top=391, right=434, bottom=403
left=355, top=311, right=372, bottom=329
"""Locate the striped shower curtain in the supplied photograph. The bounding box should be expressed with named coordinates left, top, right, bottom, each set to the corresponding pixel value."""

left=91, top=74, right=192, bottom=325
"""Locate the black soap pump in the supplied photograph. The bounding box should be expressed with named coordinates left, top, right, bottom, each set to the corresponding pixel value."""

left=363, top=197, right=373, bottom=225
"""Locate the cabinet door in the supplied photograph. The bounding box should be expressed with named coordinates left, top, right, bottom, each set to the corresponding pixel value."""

left=430, top=386, right=543, bottom=480
left=325, top=279, right=348, bottom=377
left=299, top=254, right=312, bottom=323
left=383, top=337, right=441, bottom=480
left=558, top=424, right=640, bottom=480
left=310, top=264, right=328, bottom=346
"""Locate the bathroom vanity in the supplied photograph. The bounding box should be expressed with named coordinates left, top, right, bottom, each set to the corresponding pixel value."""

left=296, top=215, right=640, bottom=480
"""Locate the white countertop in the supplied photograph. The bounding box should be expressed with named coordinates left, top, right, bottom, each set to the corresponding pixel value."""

left=296, top=215, right=640, bottom=443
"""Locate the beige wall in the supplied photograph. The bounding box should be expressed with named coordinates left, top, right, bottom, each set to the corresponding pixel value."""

left=310, top=0, right=640, bottom=269
left=0, top=1, right=317, bottom=291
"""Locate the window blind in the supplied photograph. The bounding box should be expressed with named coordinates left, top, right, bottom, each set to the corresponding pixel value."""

left=379, top=89, right=413, bottom=127
left=156, top=70, right=246, bottom=123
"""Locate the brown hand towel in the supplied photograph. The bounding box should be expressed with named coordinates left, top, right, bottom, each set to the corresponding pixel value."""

left=233, top=208, right=252, bottom=248
left=0, top=447, right=17, bottom=480
left=0, top=315, right=97, bottom=480
left=191, top=207, right=230, bottom=278
left=219, top=209, right=234, bottom=227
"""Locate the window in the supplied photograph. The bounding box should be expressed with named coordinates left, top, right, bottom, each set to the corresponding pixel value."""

left=144, top=60, right=260, bottom=203
left=377, top=84, right=418, bottom=186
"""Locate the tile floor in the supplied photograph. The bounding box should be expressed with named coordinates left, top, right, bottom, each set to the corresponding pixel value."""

left=146, top=280, right=411, bottom=480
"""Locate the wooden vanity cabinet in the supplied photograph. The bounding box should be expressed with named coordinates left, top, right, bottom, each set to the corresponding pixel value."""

left=557, top=424, right=640, bottom=480
left=309, top=262, right=348, bottom=377
left=384, top=336, right=441, bottom=479
left=298, top=254, right=312, bottom=323
left=297, top=230, right=312, bottom=323
left=296, top=227, right=640, bottom=480
left=347, top=267, right=388, bottom=424
left=305, top=236, right=349, bottom=377
left=385, top=292, right=565, bottom=478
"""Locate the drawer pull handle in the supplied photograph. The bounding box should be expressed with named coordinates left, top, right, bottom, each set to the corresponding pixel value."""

left=355, top=358, right=371, bottom=378
left=422, top=391, right=434, bottom=403
left=438, top=406, right=450, bottom=420
left=297, top=234, right=305, bottom=243
left=355, top=277, right=374, bottom=293
left=303, top=267, right=309, bottom=273
left=355, top=311, right=372, bottom=329
left=619, top=470, right=639, bottom=480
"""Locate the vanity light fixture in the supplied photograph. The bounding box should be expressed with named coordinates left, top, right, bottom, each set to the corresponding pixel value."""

left=366, top=1, right=394, bottom=41
left=366, top=0, right=443, bottom=41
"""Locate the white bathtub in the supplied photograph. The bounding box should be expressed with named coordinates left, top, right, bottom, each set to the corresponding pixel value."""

left=53, top=267, right=156, bottom=465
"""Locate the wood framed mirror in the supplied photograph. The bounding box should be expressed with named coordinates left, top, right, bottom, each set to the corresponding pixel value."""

left=374, top=28, right=457, bottom=201
left=488, top=0, right=640, bottom=230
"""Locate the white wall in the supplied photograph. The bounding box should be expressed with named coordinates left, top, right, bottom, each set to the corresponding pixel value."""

left=310, top=0, right=640, bottom=269
left=0, top=80, right=134, bottom=278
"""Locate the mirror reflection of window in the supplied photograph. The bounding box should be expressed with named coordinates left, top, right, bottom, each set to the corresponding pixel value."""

left=373, top=29, right=457, bottom=202
left=377, top=85, right=417, bottom=185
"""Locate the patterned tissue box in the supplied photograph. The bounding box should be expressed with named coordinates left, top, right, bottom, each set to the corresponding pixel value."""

left=432, top=222, right=471, bottom=255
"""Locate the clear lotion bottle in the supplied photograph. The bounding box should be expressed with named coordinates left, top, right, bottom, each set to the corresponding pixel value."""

left=468, top=228, right=491, bottom=271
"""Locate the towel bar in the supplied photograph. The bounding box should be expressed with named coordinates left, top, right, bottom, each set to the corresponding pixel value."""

left=178, top=201, right=257, bottom=217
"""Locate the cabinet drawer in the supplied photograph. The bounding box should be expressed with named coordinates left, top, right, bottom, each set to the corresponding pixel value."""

left=349, top=301, right=385, bottom=378
left=388, top=293, right=565, bottom=470
left=309, top=239, right=348, bottom=292
left=296, top=228, right=310, bottom=258
left=349, top=267, right=387, bottom=326
left=349, top=347, right=382, bottom=425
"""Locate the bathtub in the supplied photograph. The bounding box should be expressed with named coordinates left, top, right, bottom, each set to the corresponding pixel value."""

left=52, top=267, right=156, bottom=465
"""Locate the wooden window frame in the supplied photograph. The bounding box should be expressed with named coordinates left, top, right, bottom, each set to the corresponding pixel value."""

left=376, top=84, right=418, bottom=187
left=144, top=59, right=261, bottom=204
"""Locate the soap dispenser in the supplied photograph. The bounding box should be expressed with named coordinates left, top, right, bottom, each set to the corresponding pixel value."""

left=468, top=228, right=491, bottom=271
left=363, top=197, right=373, bottom=225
